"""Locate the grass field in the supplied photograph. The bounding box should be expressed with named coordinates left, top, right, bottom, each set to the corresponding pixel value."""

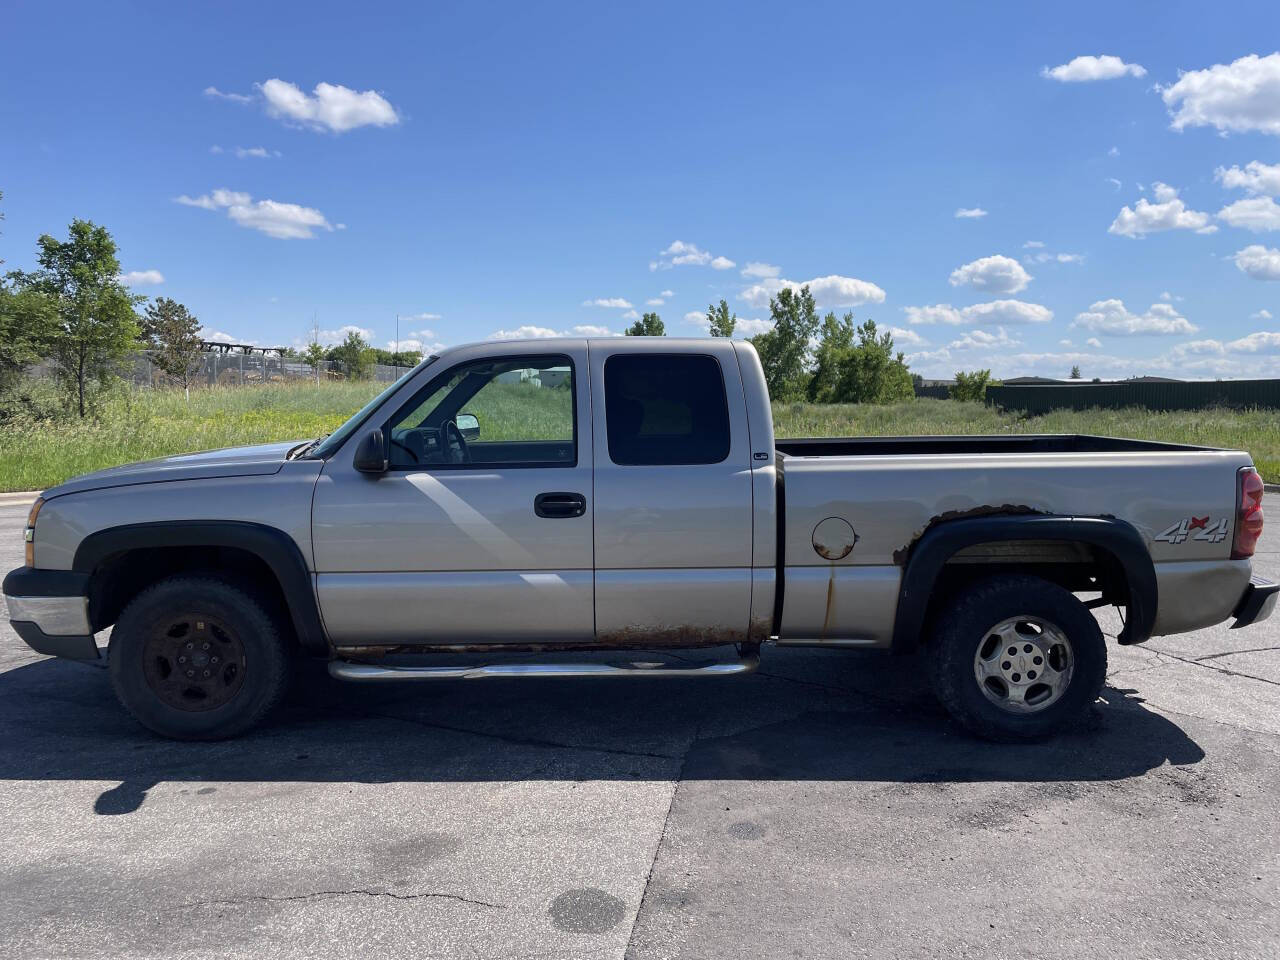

left=0, top=381, right=1275, bottom=491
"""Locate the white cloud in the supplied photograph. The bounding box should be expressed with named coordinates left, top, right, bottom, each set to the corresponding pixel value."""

left=887, top=326, right=926, bottom=346
left=316, top=324, right=374, bottom=347
left=1216, top=161, right=1280, bottom=196
left=960, top=299, right=1054, bottom=325
left=200, top=329, right=254, bottom=345
left=175, top=188, right=337, bottom=239
left=1108, top=146, right=1120, bottom=157
left=949, top=327, right=1018, bottom=350
left=1107, top=177, right=1123, bottom=191
left=741, top=262, right=780, bottom=279
left=621, top=309, right=640, bottom=320
left=203, top=86, right=253, bottom=104
left=660, top=289, right=674, bottom=298
left=903, top=300, right=1052, bottom=326
left=1023, top=240, right=1045, bottom=248
left=1226, top=330, right=1280, bottom=353
left=1252, top=308, right=1273, bottom=320
left=582, top=297, right=633, bottom=309
left=645, top=297, right=665, bottom=306
left=1108, top=183, right=1213, bottom=237
left=1059, top=339, right=1073, bottom=347
left=738, top=274, right=887, bottom=310
left=571, top=324, right=618, bottom=337
left=1071, top=299, right=1198, bottom=336
left=1161, top=53, right=1280, bottom=136
left=683, top=310, right=706, bottom=327
left=386, top=338, right=440, bottom=354
left=1086, top=337, right=1103, bottom=349
left=1041, top=55, right=1146, bottom=82
left=118, top=269, right=164, bottom=286
left=488, top=325, right=561, bottom=340
left=1233, top=244, right=1280, bottom=280
left=258, top=78, right=400, bottom=133
left=234, top=146, right=279, bottom=159
left=1025, top=251, right=1084, bottom=264
left=955, top=207, right=988, bottom=219
left=651, top=241, right=735, bottom=271
left=402, top=312, right=442, bottom=325
left=948, top=255, right=1032, bottom=294
left=1217, top=196, right=1280, bottom=232
left=734, top=317, right=774, bottom=336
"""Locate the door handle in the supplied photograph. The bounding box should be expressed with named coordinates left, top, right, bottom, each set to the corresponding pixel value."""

left=534, top=492, right=587, bottom=519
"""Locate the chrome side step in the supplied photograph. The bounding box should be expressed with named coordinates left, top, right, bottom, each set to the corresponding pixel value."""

left=328, top=653, right=760, bottom=682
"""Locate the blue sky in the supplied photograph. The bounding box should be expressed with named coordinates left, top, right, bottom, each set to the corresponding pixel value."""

left=4, top=1, right=1280, bottom=379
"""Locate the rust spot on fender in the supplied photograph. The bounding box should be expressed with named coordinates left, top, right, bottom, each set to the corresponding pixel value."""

left=891, top=503, right=1049, bottom=566
left=595, top=624, right=753, bottom=649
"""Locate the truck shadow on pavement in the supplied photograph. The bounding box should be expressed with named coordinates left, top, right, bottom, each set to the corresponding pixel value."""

left=0, top=647, right=1204, bottom=816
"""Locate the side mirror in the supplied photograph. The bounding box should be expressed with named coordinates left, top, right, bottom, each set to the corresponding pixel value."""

left=353, top=428, right=388, bottom=473
left=456, top=413, right=480, bottom=441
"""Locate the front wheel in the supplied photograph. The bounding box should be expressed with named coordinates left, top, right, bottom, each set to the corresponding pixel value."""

left=108, top=576, right=290, bottom=740
left=928, top=575, right=1107, bottom=741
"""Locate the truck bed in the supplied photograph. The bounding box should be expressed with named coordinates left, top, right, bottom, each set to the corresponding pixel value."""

left=775, top=433, right=1215, bottom=458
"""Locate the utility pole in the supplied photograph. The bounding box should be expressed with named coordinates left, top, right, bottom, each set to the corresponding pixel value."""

left=313, top=311, right=320, bottom=386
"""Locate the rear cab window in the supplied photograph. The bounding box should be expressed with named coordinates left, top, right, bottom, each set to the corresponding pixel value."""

left=604, top=354, right=731, bottom=465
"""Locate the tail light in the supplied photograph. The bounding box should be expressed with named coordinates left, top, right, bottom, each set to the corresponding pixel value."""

left=1231, top=467, right=1264, bottom=560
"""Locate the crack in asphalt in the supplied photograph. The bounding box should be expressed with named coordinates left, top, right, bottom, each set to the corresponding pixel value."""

left=1194, top=645, right=1280, bottom=662
left=339, top=704, right=682, bottom=761
left=1146, top=645, right=1280, bottom=688
left=181, top=889, right=504, bottom=910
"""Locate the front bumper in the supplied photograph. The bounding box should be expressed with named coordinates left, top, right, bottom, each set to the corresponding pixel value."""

left=1232, top=575, right=1279, bottom=629
left=3, top=566, right=99, bottom=659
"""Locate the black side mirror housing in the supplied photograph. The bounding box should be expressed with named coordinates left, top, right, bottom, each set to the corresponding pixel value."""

left=456, top=413, right=480, bottom=441
left=353, top=428, right=388, bottom=473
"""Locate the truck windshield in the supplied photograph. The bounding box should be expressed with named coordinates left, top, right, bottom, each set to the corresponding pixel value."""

left=307, top=356, right=438, bottom=459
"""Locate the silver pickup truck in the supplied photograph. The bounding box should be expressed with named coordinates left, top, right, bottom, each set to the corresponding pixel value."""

left=5, top=337, right=1276, bottom=741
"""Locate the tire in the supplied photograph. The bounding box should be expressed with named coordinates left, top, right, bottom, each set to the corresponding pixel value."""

left=108, top=575, right=290, bottom=740
left=927, top=574, right=1106, bottom=741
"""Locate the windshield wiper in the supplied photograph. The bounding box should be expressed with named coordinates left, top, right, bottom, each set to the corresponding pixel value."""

left=289, top=435, right=329, bottom=460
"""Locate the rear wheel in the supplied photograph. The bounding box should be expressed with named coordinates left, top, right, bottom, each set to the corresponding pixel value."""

left=108, top=576, right=289, bottom=740
left=928, top=575, right=1106, bottom=741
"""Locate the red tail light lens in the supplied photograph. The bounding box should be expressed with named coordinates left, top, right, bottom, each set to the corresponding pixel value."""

left=1232, top=467, right=1264, bottom=560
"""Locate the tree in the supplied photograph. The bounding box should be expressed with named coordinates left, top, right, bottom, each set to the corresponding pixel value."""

left=827, top=319, right=914, bottom=404
left=950, top=369, right=992, bottom=403
left=141, top=297, right=202, bottom=399
left=706, top=299, right=736, bottom=338
left=749, top=285, right=819, bottom=401
left=302, top=341, right=327, bottom=383
left=808, top=312, right=855, bottom=402
left=9, top=220, right=142, bottom=416
left=1069, top=365, right=1082, bottom=379
left=326, top=329, right=375, bottom=379
left=0, top=282, right=57, bottom=400
left=625, top=312, right=665, bottom=336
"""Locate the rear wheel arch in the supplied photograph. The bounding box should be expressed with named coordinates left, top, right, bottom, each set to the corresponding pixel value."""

left=73, top=521, right=328, bottom=655
left=891, top=514, right=1157, bottom=653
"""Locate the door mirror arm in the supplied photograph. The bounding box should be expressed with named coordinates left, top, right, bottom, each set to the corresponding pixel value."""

left=353, top=428, right=389, bottom=474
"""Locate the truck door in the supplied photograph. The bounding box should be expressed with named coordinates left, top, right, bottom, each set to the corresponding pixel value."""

left=311, top=344, right=594, bottom=645
left=590, top=341, right=755, bottom=645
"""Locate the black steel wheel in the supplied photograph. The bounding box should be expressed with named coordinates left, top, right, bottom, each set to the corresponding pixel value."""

left=109, top=576, right=289, bottom=740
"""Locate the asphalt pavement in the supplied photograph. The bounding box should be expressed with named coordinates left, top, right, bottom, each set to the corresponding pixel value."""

left=0, top=500, right=1276, bottom=959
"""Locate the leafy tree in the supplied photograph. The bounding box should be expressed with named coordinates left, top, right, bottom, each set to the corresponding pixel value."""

left=371, top=347, right=424, bottom=368
left=950, top=369, right=992, bottom=403
left=326, top=330, right=375, bottom=379
left=808, top=312, right=856, bottom=402
left=827, top=319, right=914, bottom=404
left=0, top=282, right=58, bottom=400
left=1069, top=365, right=1082, bottom=379
left=749, top=285, right=819, bottom=401
left=303, top=341, right=327, bottom=381
left=141, top=297, right=202, bottom=399
left=625, top=312, right=665, bottom=336
left=9, top=220, right=142, bottom=417
left=706, top=299, right=736, bottom=338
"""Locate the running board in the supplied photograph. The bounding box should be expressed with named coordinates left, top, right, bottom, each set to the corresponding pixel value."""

left=328, top=653, right=760, bottom=682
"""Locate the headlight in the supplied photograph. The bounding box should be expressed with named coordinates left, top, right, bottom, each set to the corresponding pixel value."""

left=24, top=497, right=43, bottom=567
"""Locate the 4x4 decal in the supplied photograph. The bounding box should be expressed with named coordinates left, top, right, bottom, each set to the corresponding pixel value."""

left=1154, top=516, right=1229, bottom=545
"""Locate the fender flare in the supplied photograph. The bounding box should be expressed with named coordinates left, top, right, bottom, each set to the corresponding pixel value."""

left=891, top=514, right=1157, bottom=653
left=73, top=520, right=328, bottom=655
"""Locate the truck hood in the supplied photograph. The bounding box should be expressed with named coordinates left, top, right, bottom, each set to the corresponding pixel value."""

left=42, top=440, right=305, bottom=499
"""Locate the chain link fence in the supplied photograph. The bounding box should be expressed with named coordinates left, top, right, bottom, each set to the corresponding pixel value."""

left=27, top=351, right=409, bottom=389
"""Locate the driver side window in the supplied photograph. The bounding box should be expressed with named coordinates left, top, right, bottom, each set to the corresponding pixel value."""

left=385, top=355, right=576, bottom=468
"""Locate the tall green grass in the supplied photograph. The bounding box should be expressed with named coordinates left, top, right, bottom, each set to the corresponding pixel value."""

left=0, top=383, right=1275, bottom=491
